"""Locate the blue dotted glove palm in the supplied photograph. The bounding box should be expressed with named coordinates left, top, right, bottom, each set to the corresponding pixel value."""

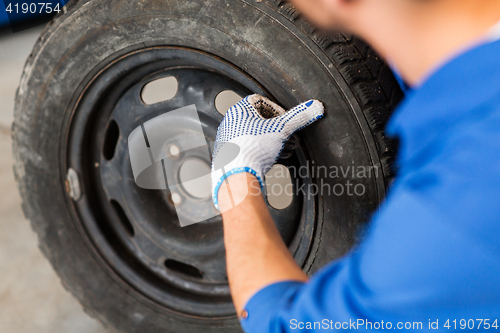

left=211, top=94, right=324, bottom=209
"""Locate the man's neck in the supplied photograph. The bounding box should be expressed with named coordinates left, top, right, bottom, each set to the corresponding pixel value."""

left=356, top=0, right=500, bottom=86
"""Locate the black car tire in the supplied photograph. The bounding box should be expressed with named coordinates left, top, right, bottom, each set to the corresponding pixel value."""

left=12, top=0, right=402, bottom=332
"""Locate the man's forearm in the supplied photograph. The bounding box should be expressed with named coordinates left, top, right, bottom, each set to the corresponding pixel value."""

left=219, top=173, right=308, bottom=315
left=210, top=96, right=322, bottom=316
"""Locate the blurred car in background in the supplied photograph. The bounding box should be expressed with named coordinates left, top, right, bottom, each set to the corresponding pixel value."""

left=0, top=0, right=67, bottom=32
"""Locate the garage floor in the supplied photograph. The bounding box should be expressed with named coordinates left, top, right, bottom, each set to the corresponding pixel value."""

left=0, top=26, right=107, bottom=333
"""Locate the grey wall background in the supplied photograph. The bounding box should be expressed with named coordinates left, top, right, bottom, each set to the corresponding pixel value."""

left=0, top=26, right=107, bottom=333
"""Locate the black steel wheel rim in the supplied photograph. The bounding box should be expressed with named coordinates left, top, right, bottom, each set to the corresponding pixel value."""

left=66, top=47, right=317, bottom=317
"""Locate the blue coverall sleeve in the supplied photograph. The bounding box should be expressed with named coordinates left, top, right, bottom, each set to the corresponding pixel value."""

left=240, top=116, right=500, bottom=332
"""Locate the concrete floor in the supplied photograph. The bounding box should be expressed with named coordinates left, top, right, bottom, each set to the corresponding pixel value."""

left=0, top=27, right=107, bottom=333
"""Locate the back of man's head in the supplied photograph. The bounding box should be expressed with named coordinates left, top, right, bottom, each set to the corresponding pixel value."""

left=290, top=0, right=500, bottom=85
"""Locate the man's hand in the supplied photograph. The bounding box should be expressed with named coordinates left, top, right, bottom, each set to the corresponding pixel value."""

left=210, top=94, right=324, bottom=317
left=211, top=94, right=324, bottom=210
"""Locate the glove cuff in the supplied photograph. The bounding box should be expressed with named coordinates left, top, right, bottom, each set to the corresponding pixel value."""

left=211, top=167, right=264, bottom=211
left=211, top=135, right=281, bottom=210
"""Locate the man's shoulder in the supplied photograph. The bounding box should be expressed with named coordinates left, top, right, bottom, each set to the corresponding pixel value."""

left=395, top=98, right=500, bottom=253
left=389, top=39, right=500, bottom=179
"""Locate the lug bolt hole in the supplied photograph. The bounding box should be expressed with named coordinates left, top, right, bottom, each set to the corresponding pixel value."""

left=168, top=144, right=180, bottom=159
left=170, top=192, right=182, bottom=206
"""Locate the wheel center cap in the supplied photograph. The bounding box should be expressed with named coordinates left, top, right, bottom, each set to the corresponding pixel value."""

left=178, top=158, right=212, bottom=200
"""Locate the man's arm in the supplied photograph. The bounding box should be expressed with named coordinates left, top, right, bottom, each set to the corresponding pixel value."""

left=218, top=172, right=308, bottom=315
left=219, top=169, right=500, bottom=333
left=209, top=94, right=324, bottom=319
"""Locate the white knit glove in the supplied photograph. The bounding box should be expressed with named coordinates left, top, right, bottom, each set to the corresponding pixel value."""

left=211, top=94, right=324, bottom=210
